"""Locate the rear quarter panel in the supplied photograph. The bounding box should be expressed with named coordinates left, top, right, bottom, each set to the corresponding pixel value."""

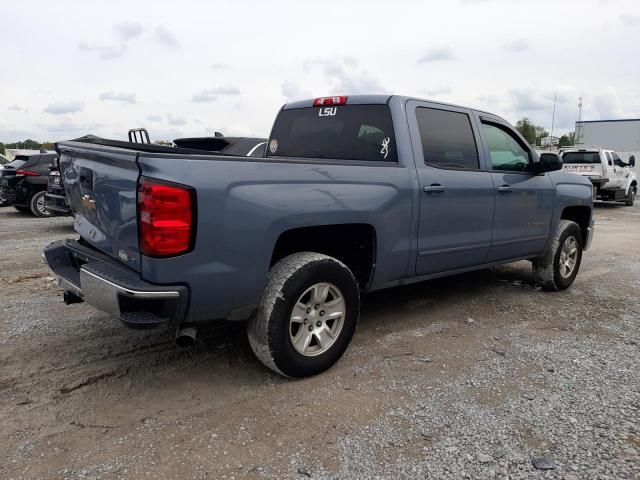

left=137, top=154, right=416, bottom=322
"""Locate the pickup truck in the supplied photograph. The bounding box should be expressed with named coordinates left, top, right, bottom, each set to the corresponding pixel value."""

left=44, top=95, right=594, bottom=378
left=561, top=147, right=637, bottom=206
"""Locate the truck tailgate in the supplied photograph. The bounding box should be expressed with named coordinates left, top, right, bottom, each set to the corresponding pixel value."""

left=57, top=142, right=141, bottom=271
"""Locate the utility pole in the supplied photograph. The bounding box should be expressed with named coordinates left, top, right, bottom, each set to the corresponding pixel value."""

left=575, top=97, right=583, bottom=146
left=549, top=92, right=557, bottom=151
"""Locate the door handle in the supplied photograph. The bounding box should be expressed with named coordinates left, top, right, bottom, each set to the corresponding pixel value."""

left=423, top=184, right=447, bottom=193
left=497, top=185, right=513, bottom=193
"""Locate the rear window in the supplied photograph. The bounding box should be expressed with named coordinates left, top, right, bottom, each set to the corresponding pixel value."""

left=4, top=159, right=26, bottom=169
left=267, top=105, right=397, bottom=162
left=563, top=152, right=601, bottom=164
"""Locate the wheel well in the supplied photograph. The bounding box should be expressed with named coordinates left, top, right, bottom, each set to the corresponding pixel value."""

left=561, top=206, right=590, bottom=242
left=270, top=224, right=376, bottom=290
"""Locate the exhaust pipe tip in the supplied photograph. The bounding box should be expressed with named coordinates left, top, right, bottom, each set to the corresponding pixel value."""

left=63, top=291, right=84, bottom=305
left=175, top=326, right=197, bottom=348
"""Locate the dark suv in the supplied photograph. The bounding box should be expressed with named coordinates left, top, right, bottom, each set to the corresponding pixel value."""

left=0, top=153, right=57, bottom=216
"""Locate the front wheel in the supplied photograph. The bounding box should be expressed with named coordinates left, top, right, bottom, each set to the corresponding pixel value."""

left=532, top=220, right=583, bottom=291
left=625, top=185, right=636, bottom=206
left=248, top=252, right=360, bottom=378
left=30, top=191, right=54, bottom=217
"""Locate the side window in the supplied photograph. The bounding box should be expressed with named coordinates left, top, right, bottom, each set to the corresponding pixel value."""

left=482, top=123, right=532, bottom=172
left=415, top=107, right=479, bottom=170
left=611, top=152, right=625, bottom=167
left=605, top=152, right=613, bottom=166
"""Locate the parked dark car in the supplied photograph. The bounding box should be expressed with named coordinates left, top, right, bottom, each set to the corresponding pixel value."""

left=0, top=153, right=10, bottom=165
left=0, top=153, right=57, bottom=216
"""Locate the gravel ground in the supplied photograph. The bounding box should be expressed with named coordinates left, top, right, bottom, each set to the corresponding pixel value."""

left=0, top=203, right=639, bottom=480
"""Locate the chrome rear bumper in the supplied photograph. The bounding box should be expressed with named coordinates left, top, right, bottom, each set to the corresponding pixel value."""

left=43, top=239, right=188, bottom=328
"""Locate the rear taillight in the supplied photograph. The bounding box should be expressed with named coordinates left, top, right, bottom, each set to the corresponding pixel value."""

left=15, top=169, right=40, bottom=176
left=137, top=177, right=194, bottom=257
left=313, top=96, right=348, bottom=107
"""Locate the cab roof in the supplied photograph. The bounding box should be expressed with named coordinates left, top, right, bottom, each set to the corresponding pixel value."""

left=282, top=94, right=507, bottom=122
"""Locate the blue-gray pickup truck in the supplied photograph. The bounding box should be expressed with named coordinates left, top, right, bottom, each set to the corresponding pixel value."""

left=44, top=95, right=594, bottom=377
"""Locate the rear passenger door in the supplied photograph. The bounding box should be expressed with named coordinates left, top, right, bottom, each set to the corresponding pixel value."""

left=407, top=101, right=494, bottom=275
left=478, top=119, right=554, bottom=261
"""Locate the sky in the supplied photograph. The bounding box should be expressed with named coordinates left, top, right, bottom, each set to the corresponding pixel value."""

left=1, top=0, right=639, bottom=143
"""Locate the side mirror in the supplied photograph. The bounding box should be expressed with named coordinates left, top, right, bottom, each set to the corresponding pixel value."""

left=538, top=153, right=563, bottom=173
left=629, top=156, right=636, bottom=168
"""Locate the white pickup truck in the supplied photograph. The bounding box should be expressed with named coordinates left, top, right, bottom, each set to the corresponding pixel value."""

left=561, top=148, right=637, bottom=206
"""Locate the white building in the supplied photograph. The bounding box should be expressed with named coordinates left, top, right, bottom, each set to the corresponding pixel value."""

left=3, top=148, right=50, bottom=161
left=540, top=135, right=559, bottom=147
left=575, top=119, right=640, bottom=163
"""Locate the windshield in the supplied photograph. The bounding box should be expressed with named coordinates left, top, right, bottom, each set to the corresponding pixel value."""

left=562, top=152, right=601, bottom=164
left=268, top=105, right=397, bottom=162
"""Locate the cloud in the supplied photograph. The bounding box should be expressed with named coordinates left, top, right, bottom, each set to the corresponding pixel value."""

left=211, top=63, right=230, bottom=71
left=99, top=91, right=136, bottom=103
left=42, top=117, right=106, bottom=139
left=192, top=91, right=217, bottom=103
left=43, top=100, right=84, bottom=115
left=592, top=87, right=625, bottom=119
left=146, top=114, right=162, bottom=122
left=191, top=86, right=241, bottom=102
left=419, top=86, right=453, bottom=97
left=281, top=81, right=312, bottom=102
left=78, top=41, right=126, bottom=60
left=303, top=57, right=386, bottom=94
left=502, top=39, right=530, bottom=52
left=620, top=13, right=640, bottom=26
left=114, top=21, right=143, bottom=41
left=167, top=113, right=187, bottom=126
left=509, top=88, right=551, bottom=111
left=417, top=46, right=455, bottom=63
left=154, top=26, right=179, bottom=48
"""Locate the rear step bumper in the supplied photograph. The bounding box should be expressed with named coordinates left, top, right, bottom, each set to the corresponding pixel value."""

left=43, top=239, right=188, bottom=329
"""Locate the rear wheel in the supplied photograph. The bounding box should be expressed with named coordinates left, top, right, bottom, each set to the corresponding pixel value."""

left=248, top=252, right=360, bottom=378
left=30, top=191, right=54, bottom=217
left=532, top=220, right=583, bottom=291
left=625, top=185, right=636, bottom=206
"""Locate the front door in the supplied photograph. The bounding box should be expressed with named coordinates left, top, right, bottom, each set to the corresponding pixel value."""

left=479, top=120, right=554, bottom=261
left=610, top=151, right=627, bottom=188
left=407, top=102, right=495, bottom=275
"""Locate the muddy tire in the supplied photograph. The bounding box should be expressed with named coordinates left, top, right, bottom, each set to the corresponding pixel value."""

left=532, top=220, right=583, bottom=291
left=248, top=252, right=360, bottom=378
left=30, top=191, right=53, bottom=217
left=625, top=185, right=636, bottom=206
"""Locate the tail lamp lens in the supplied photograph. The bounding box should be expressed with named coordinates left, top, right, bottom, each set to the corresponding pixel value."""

left=15, top=169, right=40, bottom=176
left=138, top=177, right=194, bottom=257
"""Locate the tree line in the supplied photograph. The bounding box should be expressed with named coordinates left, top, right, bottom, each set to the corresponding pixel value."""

left=0, top=139, right=55, bottom=155
left=514, top=118, right=575, bottom=147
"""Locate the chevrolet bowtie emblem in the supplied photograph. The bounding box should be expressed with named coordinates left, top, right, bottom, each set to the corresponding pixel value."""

left=81, top=194, right=96, bottom=210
